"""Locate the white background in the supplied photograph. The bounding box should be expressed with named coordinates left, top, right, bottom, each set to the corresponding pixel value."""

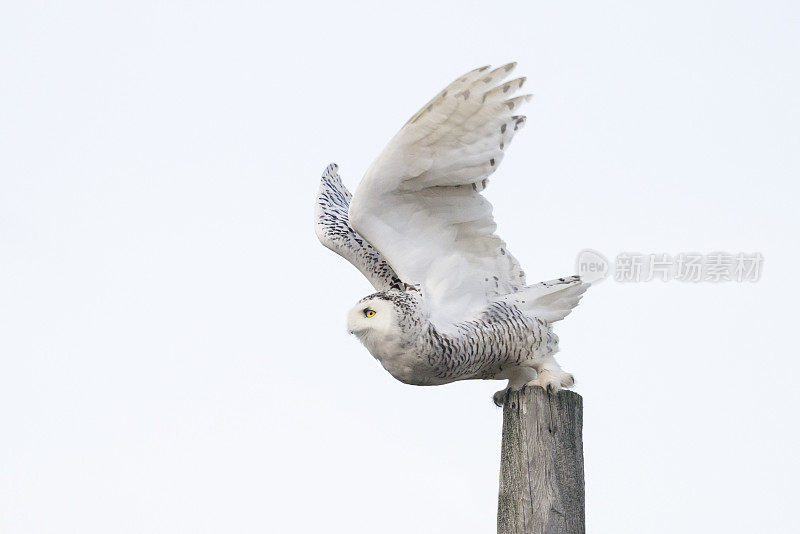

left=1, top=1, right=798, bottom=532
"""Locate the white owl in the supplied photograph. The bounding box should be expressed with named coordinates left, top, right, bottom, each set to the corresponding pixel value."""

left=315, top=63, right=589, bottom=405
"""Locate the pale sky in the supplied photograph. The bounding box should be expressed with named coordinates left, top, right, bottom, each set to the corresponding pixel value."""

left=1, top=1, right=799, bottom=533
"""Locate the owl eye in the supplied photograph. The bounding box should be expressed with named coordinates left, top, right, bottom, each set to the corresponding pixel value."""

left=364, top=309, right=376, bottom=318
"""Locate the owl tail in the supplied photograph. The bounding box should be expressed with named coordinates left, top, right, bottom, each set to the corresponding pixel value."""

left=498, top=275, right=589, bottom=323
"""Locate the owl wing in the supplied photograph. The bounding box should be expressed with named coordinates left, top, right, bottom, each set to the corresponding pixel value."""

left=348, top=63, right=530, bottom=325
left=315, top=163, right=404, bottom=291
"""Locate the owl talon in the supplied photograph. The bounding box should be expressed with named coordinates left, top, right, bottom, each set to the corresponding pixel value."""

left=493, top=388, right=509, bottom=407
left=525, top=368, right=575, bottom=395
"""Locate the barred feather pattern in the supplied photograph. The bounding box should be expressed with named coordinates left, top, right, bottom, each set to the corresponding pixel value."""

left=424, top=302, right=557, bottom=382
left=315, top=163, right=403, bottom=291
left=353, top=288, right=561, bottom=386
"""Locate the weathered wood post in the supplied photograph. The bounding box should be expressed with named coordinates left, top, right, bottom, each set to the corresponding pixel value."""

left=498, top=388, right=585, bottom=534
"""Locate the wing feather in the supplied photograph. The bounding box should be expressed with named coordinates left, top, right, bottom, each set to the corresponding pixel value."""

left=315, top=164, right=404, bottom=291
left=499, top=276, right=589, bottom=323
left=348, top=63, right=532, bottom=325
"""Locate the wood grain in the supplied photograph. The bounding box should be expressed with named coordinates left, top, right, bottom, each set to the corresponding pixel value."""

left=498, top=388, right=585, bottom=534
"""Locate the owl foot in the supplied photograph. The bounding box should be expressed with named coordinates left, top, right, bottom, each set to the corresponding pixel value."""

left=524, top=370, right=575, bottom=394
left=493, top=387, right=512, bottom=407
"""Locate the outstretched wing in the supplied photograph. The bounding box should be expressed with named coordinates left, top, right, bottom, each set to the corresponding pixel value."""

left=348, top=63, right=530, bottom=325
left=499, top=276, right=589, bottom=324
left=315, top=163, right=404, bottom=291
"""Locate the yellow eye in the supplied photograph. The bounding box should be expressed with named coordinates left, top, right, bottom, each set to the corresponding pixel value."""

left=364, top=309, right=376, bottom=318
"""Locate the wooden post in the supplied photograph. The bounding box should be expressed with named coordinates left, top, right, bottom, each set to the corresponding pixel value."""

left=497, top=388, right=585, bottom=534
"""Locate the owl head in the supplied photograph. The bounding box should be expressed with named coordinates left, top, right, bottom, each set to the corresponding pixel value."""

left=347, top=287, right=424, bottom=341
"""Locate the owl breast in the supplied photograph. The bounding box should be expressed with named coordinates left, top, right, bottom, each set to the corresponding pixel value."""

left=358, top=328, right=448, bottom=386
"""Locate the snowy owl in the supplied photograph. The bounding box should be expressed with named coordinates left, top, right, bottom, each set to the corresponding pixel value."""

left=315, top=63, right=589, bottom=405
